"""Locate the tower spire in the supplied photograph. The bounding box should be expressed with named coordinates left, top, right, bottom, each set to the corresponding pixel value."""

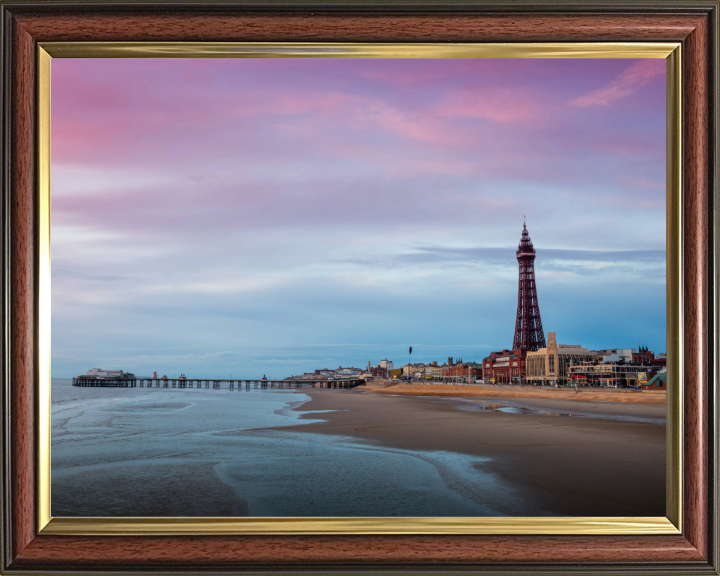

left=512, top=221, right=546, bottom=352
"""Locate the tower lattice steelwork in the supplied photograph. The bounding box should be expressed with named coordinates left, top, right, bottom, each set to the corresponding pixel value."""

left=512, top=222, right=546, bottom=352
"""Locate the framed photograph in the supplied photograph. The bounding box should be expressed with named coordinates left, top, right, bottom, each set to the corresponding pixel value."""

left=1, top=1, right=718, bottom=574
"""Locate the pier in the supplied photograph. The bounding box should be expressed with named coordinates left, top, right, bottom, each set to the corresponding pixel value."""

left=71, top=377, right=364, bottom=390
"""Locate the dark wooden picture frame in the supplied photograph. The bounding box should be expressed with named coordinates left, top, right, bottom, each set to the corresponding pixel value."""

left=1, top=1, right=718, bottom=573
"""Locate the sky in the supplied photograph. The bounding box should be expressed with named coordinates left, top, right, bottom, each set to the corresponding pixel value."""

left=51, top=58, right=666, bottom=379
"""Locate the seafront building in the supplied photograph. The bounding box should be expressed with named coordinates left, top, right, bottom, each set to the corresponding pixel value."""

left=560, top=344, right=668, bottom=387
left=378, top=359, right=394, bottom=371
left=300, top=361, right=395, bottom=380
left=313, top=369, right=335, bottom=377
left=595, top=348, right=635, bottom=363
left=567, top=361, right=658, bottom=388
left=442, top=362, right=483, bottom=382
left=367, top=359, right=394, bottom=378
left=525, top=332, right=597, bottom=386
left=367, top=366, right=387, bottom=378
left=336, top=367, right=363, bottom=377
left=643, top=370, right=667, bottom=391
left=424, top=362, right=438, bottom=378
left=392, top=359, right=484, bottom=382
left=483, top=350, right=526, bottom=384
left=402, top=363, right=426, bottom=377
left=632, top=346, right=666, bottom=367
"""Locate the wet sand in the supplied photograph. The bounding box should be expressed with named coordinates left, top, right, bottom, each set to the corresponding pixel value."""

left=442, top=396, right=667, bottom=421
left=273, top=388, right=666, bottom=516
left=53, top=461, right=249, bottom=517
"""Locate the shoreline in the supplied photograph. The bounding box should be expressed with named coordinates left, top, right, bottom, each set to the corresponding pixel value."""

left=272, top=388, right=666, bottom=516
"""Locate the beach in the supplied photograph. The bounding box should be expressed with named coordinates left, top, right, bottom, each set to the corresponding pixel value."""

left=51, top=379, right=666, bottom=517
left=273, top=387, right=666, bottom=517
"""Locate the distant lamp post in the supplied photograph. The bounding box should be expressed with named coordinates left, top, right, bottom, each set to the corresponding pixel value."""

left=408, top=346, right=412, bottom=380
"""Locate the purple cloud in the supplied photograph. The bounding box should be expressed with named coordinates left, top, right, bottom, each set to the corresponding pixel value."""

left=571, top=59, right=665, bottom=107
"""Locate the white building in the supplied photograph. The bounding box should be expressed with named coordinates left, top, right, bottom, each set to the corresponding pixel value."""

left=378, top=359, right=394, bottom=371
left=595, top=348, right=635, bottom=363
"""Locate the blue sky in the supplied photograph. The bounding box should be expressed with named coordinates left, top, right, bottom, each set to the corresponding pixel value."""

left=51, top=58, right=666, bottom=378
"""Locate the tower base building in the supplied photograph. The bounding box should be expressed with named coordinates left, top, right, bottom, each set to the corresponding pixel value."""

left=525, top=332, right=597, bottom=386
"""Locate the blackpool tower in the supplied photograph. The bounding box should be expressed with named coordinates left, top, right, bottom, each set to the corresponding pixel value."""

left=512, top=221, right=546, bottom=352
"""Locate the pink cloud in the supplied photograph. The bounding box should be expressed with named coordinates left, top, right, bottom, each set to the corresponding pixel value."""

left=385, top=158, right=478, bottom=177
left=592, top=138, right=657, bottom=157
left=355, top=59, right=518, bottom=89
left=570, top=60, right=665, bottom=107
left=50, top=58, right=666, bottom=239
left=248, top=91, right=475, bottom=147
left=619, top=177, right=665, bottom=191
left=436, top=87, right=541, bottom=123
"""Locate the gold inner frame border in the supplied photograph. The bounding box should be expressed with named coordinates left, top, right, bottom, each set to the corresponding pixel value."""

left=36, top=41, right=682, bottom=536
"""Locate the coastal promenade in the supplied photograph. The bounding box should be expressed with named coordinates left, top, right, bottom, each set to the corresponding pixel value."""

left=364, top=382, right=666, bottom=404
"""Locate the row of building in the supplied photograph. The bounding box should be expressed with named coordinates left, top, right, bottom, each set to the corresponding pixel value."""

left=391, top=357, right=483, bottom=381
left=300, top=358, right=482, bottom=382
left=292, top=359, right=395, bottom=380
left=294, top=331, right=666, bottom=389
left=483, top=332, right=666, bottom=388
left=380, top=334, right=666, bottom=390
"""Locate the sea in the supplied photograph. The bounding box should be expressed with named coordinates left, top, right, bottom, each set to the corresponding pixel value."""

left=51, top=378, right=534, bottom=517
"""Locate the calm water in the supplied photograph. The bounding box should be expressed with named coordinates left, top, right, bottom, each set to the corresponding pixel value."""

left=52, top=379, right=537, bottom=517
